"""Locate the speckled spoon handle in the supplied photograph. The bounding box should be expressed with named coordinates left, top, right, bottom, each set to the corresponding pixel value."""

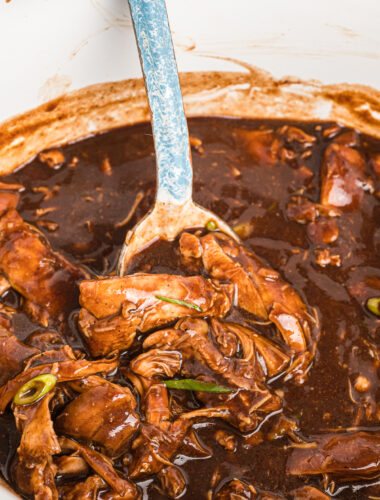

left=128, top=0, right=192, bottom=205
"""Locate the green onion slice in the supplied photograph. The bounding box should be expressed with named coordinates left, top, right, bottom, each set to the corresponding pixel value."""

left=366, top=297, right=380, bottom=317
left=155, top=295, right=202, bottom=312
left=163, top=379, right=232, bottom=393
left=206, top=220, right=217, bottom=231
left=14, top=374, right=57, bottom=406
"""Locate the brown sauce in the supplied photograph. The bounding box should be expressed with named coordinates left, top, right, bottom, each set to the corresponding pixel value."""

left=0, top=118, right=379, bottom=499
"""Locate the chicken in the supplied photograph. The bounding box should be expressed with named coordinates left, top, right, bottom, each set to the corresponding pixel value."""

left=179, top=232, right=317, bottom=383
left=321, top=143, right=370, bottom=210
left=286, top=196, right=340, bottom=224
left=0, top=326, right=39, bottom=385
left=56, top=376, right=140, bottom=457
left=291, top=486, right=331, bottom=499
left=134, top=318, right=281, bottom=432
left=12, top=391, right=60, bottom=500
left=79, top=273, right=233, bottom=356
left=0, top=347, right=119, bottom=412
left=157, top=466, right=186, bottom=499
left=235, top=125, right=316, bottom=167
left=60, top=475, right=104, bottom=500
left=59, top=437, right=138, bottom=499
left=0, top=208, right=88, bottom=326
left=287, top=431, right=380, bottom=480
left=127, top=381, right=191, bottom=479
left=214, top=478, right=257, bottom=499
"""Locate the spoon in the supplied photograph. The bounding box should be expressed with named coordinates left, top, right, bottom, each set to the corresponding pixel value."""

left=117, top=0, right=238, bottom=276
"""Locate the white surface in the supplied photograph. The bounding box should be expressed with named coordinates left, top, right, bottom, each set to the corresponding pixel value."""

left=0, top=1, right=379, bottom=498
left=0, top=0, right=380, bottom=122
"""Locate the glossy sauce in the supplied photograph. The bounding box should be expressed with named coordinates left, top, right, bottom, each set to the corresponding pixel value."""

left=1, top=118, right=379, bottom=499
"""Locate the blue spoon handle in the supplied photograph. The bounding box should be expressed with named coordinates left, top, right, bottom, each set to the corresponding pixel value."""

left=128, top=0, right=193, bottom=205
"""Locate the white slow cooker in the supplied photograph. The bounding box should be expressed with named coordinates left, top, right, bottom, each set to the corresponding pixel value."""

left=0, top=0, right=380, bottom=497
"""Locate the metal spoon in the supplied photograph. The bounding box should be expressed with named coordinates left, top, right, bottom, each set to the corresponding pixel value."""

left=117, top=0, right=238, bottom=276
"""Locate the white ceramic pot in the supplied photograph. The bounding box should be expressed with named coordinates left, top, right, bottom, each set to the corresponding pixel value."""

left=0, top=0, right=380, bottom=497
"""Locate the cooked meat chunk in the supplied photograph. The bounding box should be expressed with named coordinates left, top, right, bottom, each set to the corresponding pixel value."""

left=0, top=191, right=19, bottom=214
left=214, top=478, right=257, bottom=499
left=0, top=350, right=119, bottom=412
left=0, top=326, right=39, bottom=385
left=59, top=436, right=138, bottom=498
left=25, top=330, right=64, bottom=351
left=321, top=143, right=369, bottom=210
left=12, top=392, right=60, bottom=500
left=54, top=455, right=89, bottom=476
left=0, top=209, right=88, bottom=326
left=287, top=431, right=380, bottom=480
left=157, top=466, right=186, bottom=499
left=307, top=218, right=339, bottom=244
left=138, top=318, right=281, bottom=432
left=61, top=475, right=105, bottom=500
left=291, top=486, right=331, bottom=499
left=56, top=378, right=139, bottom=457
left=235, top=129, right=282, bottom=166
left=79, top=273, right=233, bottom=356
left=179, top=232, right=316, bottom=382
left=286, top=196, right=340, bottom=224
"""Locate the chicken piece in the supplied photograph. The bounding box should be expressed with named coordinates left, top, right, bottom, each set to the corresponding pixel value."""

left=214, top=478, right=257, bottom=499
left=321, top=143, right=369, bottom=210
left=54, top=454, right=89, bottom=476
left=38, top=149, right=65, bottom=168
left=180, top=232, right=316, bottom=382
left=214, top=429, right=237, bottom=451
left=130, top=349, right=182, bottom=379
left=59, top=436, right=138, bottom=498
left=79, top=273, right=233, bottom=356
left=157, top=466, right=186, bottom=499
left=214, top=321, right=290, bottom=378
left=307, top=219, right=339, bottom=245
left=12, top=455, right=58, bottom=500
left=287, top=431, right=380, bottom=480
left=14, top=392, right=60, bottom=462
left=0, top=191, right=19, bottom=215
left=291, top=486, right=331, bottom=499
left=139, top=318, right=281, bottom=432
left=0, top=351, right=119, bottom=412
left=25, top=330, right=64, bottom=351
left=0, top=326, right=39, bottom=385
left=61, top=475, right=105, bottom=500
left=12, top=392, right=60, bottom=500
left=141, top=319, right=264, bottom=391
left=56, top=378, right=139, bottom=457
left=235, top=128, right=282, bottom=166
left=314, top=249, right=341, bottom=268
left=128, top=381, right=192, bottom=479
left=0, top=208, right=88, bottom=326
left=286, top=197, right=340, bottom=224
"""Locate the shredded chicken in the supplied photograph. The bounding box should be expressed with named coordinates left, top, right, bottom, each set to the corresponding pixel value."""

left=0, top=208, right=88, bottom=326
left=78, top=273, right=233, bottom=356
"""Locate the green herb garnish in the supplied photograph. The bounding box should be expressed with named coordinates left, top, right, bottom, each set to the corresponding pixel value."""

left=206, top=220, right=217, bottom=231
left=163, top=379, right=232, bottom=393
left=14, top=374, right=57, bottom=406
left=155, top=295, right=202, bottom=312
left=366, top=297, right=380, bottom=317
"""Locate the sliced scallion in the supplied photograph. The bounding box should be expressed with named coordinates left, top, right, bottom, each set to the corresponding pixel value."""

left=155, top=295, right=202, bottom=312
left=163, top=379, right=232, bottom=393
left=366, top=297, right=380, bottom=317
left=14, top=374, right=57, bottom=406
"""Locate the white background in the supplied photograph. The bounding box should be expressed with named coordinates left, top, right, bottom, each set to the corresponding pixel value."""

left=0, top=0, right=380, bottom=122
